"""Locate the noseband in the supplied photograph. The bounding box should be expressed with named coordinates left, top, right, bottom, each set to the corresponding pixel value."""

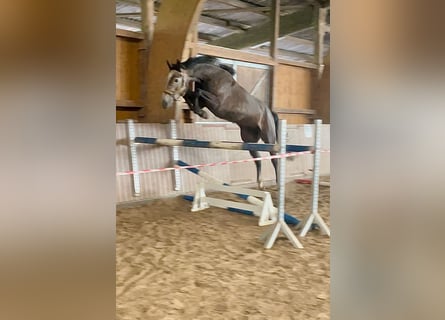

left=163, top=72, right=188, bottom=101
left=163, top=71, right=200, bottom=103
left=162, top=88, right=182, bottom=101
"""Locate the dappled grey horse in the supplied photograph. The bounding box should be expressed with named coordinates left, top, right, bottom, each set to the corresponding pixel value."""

left=164, top=55, right=236, bottom=119
left=162, top=57, right=279, bottom=188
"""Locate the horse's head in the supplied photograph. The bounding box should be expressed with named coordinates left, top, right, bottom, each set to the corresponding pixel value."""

left=161, top=69, right=189, bottom=109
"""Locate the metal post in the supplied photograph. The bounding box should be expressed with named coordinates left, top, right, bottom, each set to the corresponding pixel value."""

left=126, top=119, right=141, bottom=196
left=169, top=119, right=181, bottom=191
left=299, top=119, right=330, bottom=237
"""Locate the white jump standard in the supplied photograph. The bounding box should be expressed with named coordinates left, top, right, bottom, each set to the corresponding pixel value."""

left=261, top=120, right=304, bottom=249
left=297, top=119, right=330, bottom=237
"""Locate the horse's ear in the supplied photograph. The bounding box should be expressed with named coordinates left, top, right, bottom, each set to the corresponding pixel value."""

left=176, top=59, right=186, bottom=71
left=176, top=59, right=183, bottom=70
left=166, top=60, right=172, bottom=70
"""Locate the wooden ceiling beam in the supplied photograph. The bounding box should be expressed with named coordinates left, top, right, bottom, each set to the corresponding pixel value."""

left=202, top=5, right=304, bottom=14
left=198, top=32, right=220, bottom=41
left=199, top=15, right=247, bottom=31
left=253, top=46, right=314, bottom=62
left=197, top=43, right=275, bottom=65
left=116, top=28, right=144, bottom=39
left=116, top=0, right=140, bottom=6
left=116, top=17, right=141, bottom=29
left=280, top=35, right=314, bottom=47
left=212, top=0, right=256, bottom=8
left=116, top=12, right=141, bottom=17
left=207, top=6, right=314, bottom=49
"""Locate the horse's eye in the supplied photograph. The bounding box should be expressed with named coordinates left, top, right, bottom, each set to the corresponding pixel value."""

left=174, top=78, right=179, bottom=83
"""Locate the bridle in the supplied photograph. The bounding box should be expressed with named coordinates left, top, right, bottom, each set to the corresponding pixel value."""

left=163, top=71, right=189, bottom=101
left=162, top=88, right=182, bottom=101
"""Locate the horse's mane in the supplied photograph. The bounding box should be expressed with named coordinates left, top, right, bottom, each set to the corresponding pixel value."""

left=168, top=55, right=236, bottom=76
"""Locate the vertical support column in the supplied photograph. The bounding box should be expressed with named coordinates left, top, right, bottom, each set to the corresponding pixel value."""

left=141, top=0, right=155, bottom=45
left=169, top=119, right=181, bottom=191
left=314, top=5, right=328, bottom=79
left=262, top=120, right=304, bottom=249
left=269, top=0, right=280, bottom=110
left=143, top=0, right=205, bottom=123
left=139, top=0, right=155, bottom=120
left=191, top=26, right=199, bottom=57
left=183, top=25, right=198, bottom=60
left=299, top=119, right=330, bottom=237
left=126, top=119, right=141, bottom=196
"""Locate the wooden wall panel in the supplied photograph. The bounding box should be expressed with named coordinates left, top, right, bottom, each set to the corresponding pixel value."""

left=115, top=34, right=144, bottom=122
left=116, top=110, right=139, bottom=122
left=274, top=64, right=312, bottom=124
left=115, top=36, right=141, bottom=104
left=236, top=66, right=270, bottom=104
left=279, top=114, right=310, bottom=124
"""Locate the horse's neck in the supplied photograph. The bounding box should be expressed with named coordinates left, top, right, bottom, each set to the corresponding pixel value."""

left=188, top=65, right=219, bottom=81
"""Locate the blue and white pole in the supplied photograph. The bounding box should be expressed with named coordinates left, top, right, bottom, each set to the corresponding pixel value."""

left=177, top=160, right=300, bottom=225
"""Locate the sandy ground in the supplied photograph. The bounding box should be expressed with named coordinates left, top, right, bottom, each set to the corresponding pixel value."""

left=116, top=179, right=330, bottom=320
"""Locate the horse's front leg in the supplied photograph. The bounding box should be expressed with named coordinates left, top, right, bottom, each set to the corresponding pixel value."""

left=249, top=150, right=263, bottom=189
left=270, top=155, right=278, bottom=185
left=184, top=93, right=208, bottom=119
left=194, top=88, right=221, bottom=119
left=193, top=90, right=209, bottom=119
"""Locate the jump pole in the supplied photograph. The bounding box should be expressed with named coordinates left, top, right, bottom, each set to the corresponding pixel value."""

left=177, top=160, right=300, bottom=225
left=183, top=194, right=257, bottom=216
left=134, top=137, right=311, bottom=153
left=262, top=120, right=304, bottom=249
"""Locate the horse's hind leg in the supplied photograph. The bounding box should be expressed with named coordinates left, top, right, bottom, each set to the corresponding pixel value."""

left=248, top=149, right=263, bottom=189
left=259, top=116, right=279, bottom=185
left=240, top=127, right=263, bottom=189
left=270, top=157, right=278, bottom=185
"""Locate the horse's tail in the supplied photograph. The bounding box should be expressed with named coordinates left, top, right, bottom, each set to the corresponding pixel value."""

left=272, top=110, right=279, bottom=143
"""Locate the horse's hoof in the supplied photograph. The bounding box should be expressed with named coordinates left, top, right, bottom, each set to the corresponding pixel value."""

left=258, top=182, right=265, bottom=190
left=200, top=110, right=209, bottom=119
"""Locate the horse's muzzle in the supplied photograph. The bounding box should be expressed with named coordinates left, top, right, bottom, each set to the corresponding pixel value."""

left=161, top=93, right=174, bottom=109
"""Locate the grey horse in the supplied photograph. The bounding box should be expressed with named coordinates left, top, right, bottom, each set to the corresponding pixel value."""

left=162, top=59, right=279, bottom=188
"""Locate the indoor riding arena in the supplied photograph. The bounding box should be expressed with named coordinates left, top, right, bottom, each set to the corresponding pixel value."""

left=116, top=1, right=330, bottom=319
